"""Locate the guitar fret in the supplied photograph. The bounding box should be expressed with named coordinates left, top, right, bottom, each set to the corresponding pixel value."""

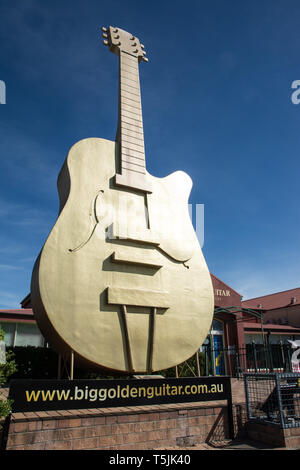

left=122, top=130, right=144, bottom=143
left=121, top=73, right=140, bottom=88
left=121, top=130, right=144, bottom=142
left=121, top=83, right=141, bottom=96
left=121, top=162, right=145, bottom=174
left=121, top=122, right=144, bottom=134
left=121, top=139, right=144, bottom=153
left=120, top=87, right=140, bottom=98
left=121, top=110, right=143, bottom=124
left=122, top=128, right=144, bottom=140
left=122, top=72, right=139, bottom=82
left=121, top=55, right=138, bottom=64
left=121, top=52, right=138, bottom=63
left=122, top=147, right=145, bottom=159
left=121, top=99, right=142, bottom=110
left=122, top=68, right=139, bottom=79
left=122, top=120, right=143, bottom=130
left=122, top=157, right=145, bottom=168
left=121, top=99, right=141, bottom=111
left=122, top=127, right=144, bottom=139
left=121, top=92, right=141, bottom=104
left=122, top=117, right=144, bottom=130
left=121, top=78, right=140, bottom=90
left=121, top=60, right=139, bottom=72
left=122, top=139, right=144, bottom=152
left=121, top=58, right=139, bottom=71
left=120, top=63, right=139, bottom=75
left=121, top=73, right=140, bottom=84
left=117, top=51, right=148, bottom=184
left=122, top=71, right=139, bottom=82
left=122, top=152, right=145, bottom=163
left=121, top=130, right=144, bottom=141
left=122, top=103, right=142, bottom=116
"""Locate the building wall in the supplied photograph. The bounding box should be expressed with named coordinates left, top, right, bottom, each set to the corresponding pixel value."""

left=263, top=304, right=300, bottom=328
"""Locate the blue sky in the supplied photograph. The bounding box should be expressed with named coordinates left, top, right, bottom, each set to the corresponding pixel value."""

left=1, top=0, right=300, bottom=308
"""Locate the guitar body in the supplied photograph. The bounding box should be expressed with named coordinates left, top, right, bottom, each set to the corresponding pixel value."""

left=31, top=137, right=214, bottom=373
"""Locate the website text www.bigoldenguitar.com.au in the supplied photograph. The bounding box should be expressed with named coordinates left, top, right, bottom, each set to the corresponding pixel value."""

left=24, top=382, right=225, bottom=404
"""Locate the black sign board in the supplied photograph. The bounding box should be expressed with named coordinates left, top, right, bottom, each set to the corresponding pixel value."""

left=9, top=376, right=231, bottom=413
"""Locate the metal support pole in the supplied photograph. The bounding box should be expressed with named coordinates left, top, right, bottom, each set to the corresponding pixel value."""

left=275, top=373, right=285, bottom=428
left=286, top=345, right=292, bottom=372
left=244, top=374, right=252, bottom=420
left=70, top=350, right=74, bottom=380
left=196, top=351, right=201, bottom=377
left=205, top=346, right=209, bottom=376
left=261, top=316, right=269, bottom=372
left=280, top=340, right=285, bottom=370
left=210, top=334, right=214, bottom=376
left=235, top=352, right=238, bottom=378
left=227, top=377, right=235, bottom=440
left=267, top=333, right=274, bottom=372
left=252, top=341, right=258, bottom=373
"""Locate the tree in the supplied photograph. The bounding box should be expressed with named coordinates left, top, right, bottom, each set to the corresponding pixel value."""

left=0, top=325, right=17, bottom=424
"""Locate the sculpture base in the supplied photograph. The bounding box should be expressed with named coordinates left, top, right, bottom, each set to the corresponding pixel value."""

left=3, top=401, right=239, bottom=450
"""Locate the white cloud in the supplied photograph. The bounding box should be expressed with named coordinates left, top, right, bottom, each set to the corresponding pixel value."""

left=0, top=291, right=22, bottom=309
left=224, top=267, right=300, bottom=300
left=0, top=264, right=24, bottom=271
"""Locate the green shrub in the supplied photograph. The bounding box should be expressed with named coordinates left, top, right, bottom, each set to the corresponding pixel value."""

left=159, top=352, right=206, bottom=378
left=3, top=343, right=206, bottom=382
left=7, top=346, right=58, bottom=379
left=0, top=326, right=17, bottom=424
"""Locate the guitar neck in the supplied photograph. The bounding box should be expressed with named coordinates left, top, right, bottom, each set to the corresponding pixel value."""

left=115, top=51, right=152, bottom=193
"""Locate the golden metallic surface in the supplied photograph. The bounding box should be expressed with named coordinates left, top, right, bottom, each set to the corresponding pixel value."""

left=31, top=137, right=214, bottom=373
left=31, top=26, right=214, bottom=374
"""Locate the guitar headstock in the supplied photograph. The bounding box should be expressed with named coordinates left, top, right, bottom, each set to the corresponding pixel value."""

left=101, top=26, right=148, bottom=63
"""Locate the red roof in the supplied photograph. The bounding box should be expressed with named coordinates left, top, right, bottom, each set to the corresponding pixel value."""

left=0, top=308, right=33, bottom=316
left=243, top=321, right=300, bottom=333
left=210, top=273, right=242, bottom=297
left=242, top=287, right=300, bottom=311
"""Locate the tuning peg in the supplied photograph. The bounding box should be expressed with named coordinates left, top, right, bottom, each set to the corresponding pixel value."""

left=142, top=57, right=149, bottom=63
left=103, top=40, right=109, bottom=46
left=102, top=32, right=108, bottom=38
left=101, top=27, right=108, bottom=32
left=140, top=44, right=145, bottom=49
left=142, top=50, right=147, bottom=56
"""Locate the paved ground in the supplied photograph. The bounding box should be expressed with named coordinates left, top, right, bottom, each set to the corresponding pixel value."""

left=154, top=438, right=297, bottom=451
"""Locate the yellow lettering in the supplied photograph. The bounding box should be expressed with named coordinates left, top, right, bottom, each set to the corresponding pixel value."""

left=25, top=390, right=40, bottom=402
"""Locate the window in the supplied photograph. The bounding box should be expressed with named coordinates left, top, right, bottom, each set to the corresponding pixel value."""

left=0, top=322, right=44, bottom=347
left=1, top=322, right=15, bottom=346
left=245, top=333, right=264, bottom=344
left=15, top=323, right=44, bottom=347
left=211, top=319, right=224, bottom=335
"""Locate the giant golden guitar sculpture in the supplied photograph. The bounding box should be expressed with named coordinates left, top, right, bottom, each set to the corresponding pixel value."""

left=31, top=27, right=214, bottom=374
